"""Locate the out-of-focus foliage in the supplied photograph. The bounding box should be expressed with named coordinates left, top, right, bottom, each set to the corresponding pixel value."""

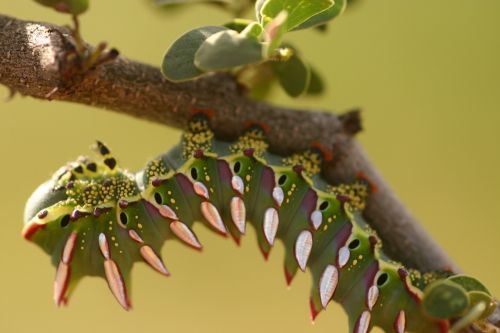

left=160, top=0, right=346, bottom=98
left=34, top=0, right=88, bottom=15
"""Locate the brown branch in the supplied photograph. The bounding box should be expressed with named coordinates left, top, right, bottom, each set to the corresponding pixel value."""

left=0, top=14, right=498, bottom=332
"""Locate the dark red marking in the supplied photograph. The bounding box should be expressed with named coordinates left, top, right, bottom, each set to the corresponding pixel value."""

left=311, top=142, right=333, bottom=161
left=22, top=222, right=46, bottom=240
left=37, top=210, right=48, bottom=219
left=284, top=267, right=294, bottom=286
left=66, top=181, right=74, bottom=189
left=398, top=268, right=422, bottom=304
left=243, top=120, right=271, bottom=134
left=437, top=320, right=450, bottom=333
left=259, top=246, right=270, bottom=261
left=368, top=235, right=379, bottom=249
left=309, top=297, right=320, bottom=322
left=55, top=265, right=71, bottom=306
left=193, top=149, right=204, bottom=159
left=356, top=171, right=378, bottom=193
left=292, top=164, right=304, bottom=175
left=230, top=232, right=241, bottom=246
left=70, top=209, right=88, bottom=221
left=243, top=148, right=254, bottom=157
left=152, top=178, right=163, bottom=187
left=93, top=207, right=111, bottom=217
left=191, top=108, right=215, bottom=118
left=118, top=200, right=129, bottom=209
left=336, top=194, right=350, bottom=203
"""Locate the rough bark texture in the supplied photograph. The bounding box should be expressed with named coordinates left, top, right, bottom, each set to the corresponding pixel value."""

left=0, top=14, right=498, bottom=332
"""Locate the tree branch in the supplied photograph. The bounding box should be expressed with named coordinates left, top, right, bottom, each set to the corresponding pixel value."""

left=1, top=14, right=498, bottom=332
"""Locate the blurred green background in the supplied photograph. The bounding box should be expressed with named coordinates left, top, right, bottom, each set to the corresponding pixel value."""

left=0, top=1, right=499, bottom=332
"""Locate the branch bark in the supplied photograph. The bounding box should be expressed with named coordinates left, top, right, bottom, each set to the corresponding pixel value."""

left=0, top=14, right=498, bottom=332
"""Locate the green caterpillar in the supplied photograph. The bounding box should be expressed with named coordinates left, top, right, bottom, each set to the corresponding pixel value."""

left=23, top=112, right=496, bottom=333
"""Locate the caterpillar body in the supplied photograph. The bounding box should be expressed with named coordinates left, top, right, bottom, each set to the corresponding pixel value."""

left=23, top=114, right=496, bottom=333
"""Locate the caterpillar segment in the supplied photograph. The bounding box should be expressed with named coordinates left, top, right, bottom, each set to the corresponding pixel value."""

left=23, top=115, right=497, bottom=332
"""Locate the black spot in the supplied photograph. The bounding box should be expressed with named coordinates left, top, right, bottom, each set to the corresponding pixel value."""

left=86, top=162, right=97, bottom=172
left=278, top=174, right=287, bottom=185
left=233, top=161, right=241, bottom=173
left=319, top=201, right=329, bottom=211
left=74, top=165, right=83, bottom=174
left=348, top=239, right=360, bottom=250
left=104, top=158, right=116, bottom=170
left=119, top=212, right=128, bottom=225
left=98, top=142, right=110, bottom=155
left=60, top=214, right=70, bottom=228
left=191, top=167, right=198, bottom=180
left=377, top=273, right=389, bottom=286
left=154, top=192, right=163, bottom=205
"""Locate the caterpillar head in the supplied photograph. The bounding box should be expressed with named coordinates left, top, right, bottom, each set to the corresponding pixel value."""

left=422, top=274, right=497, bottom=331
left=22, top=142, right=170, bottom=309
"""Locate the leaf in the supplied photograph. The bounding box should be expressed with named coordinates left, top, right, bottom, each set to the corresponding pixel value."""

left=293, top=0, right=346, bottom=31
left=194, top=30, right=264, bottom=71
left=272, top=53, right=311, bottom=97
left=260, top=0, right=334, bottom=31
left=224, top=19, right=254, bottom=33
left=162, top=26, right=228, bottom=82
left=468, top=291, right=497, bottom=320
left=447, top=275, right=491, bottom=295
left=241, top=22, right=264, bottom=39
left=34, top=0, right=89, bottom=15
left=423, top=280, right=470, bottom=319
left=264, top=11, right=288, bottom=57
left=306, top=67, right=324, bottom=95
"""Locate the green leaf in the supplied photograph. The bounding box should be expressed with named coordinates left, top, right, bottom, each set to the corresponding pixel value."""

left=194, top=30, right=264, bottom=71
left=260, top=0, right=334, bottom=31
left=468, top=291, right=497, bottom=320
left=306, top=67, right=324, bottom=95
left=162, top=26, right=228, bottom=82
left=423, top=280, right=470, bottom=319
left=264, top=11, right=288, bottom=57
left=241, top=22, right=264, bottom=39
left=224, top=19, right=254, bottom=33
left=34, top=0, right=89, bottom=15
left=272, top=53, right=311, bottom=97
left=447, top=275, right=491, bottom=295
left=293, top=0, right=346, bottom=31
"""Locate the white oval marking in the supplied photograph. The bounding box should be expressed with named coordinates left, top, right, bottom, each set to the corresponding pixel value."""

left=263, top=207, right=279, bottom=246
left=201, top=202, right=227, bottom=234
left=319, top=265, right=338, bottom=308
left=272, top=186, right=284, bottom=207
left=337, top=246, right=350, bottom=268
left=295, top=230, right=313, bottom=271
left=231, top=176, right=244, bottom=195
left=310, top=210, right=322, bottom=230
left=230, top=196, right=246, bottom=234
left=193, top=181, right=210, bottom=199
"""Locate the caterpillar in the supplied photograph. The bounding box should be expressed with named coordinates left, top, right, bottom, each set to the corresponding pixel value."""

left=22, top=113, right=496, bottom=333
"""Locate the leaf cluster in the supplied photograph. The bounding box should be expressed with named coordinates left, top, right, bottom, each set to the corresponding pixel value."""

left=161, top=0, right=346, bottom=97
